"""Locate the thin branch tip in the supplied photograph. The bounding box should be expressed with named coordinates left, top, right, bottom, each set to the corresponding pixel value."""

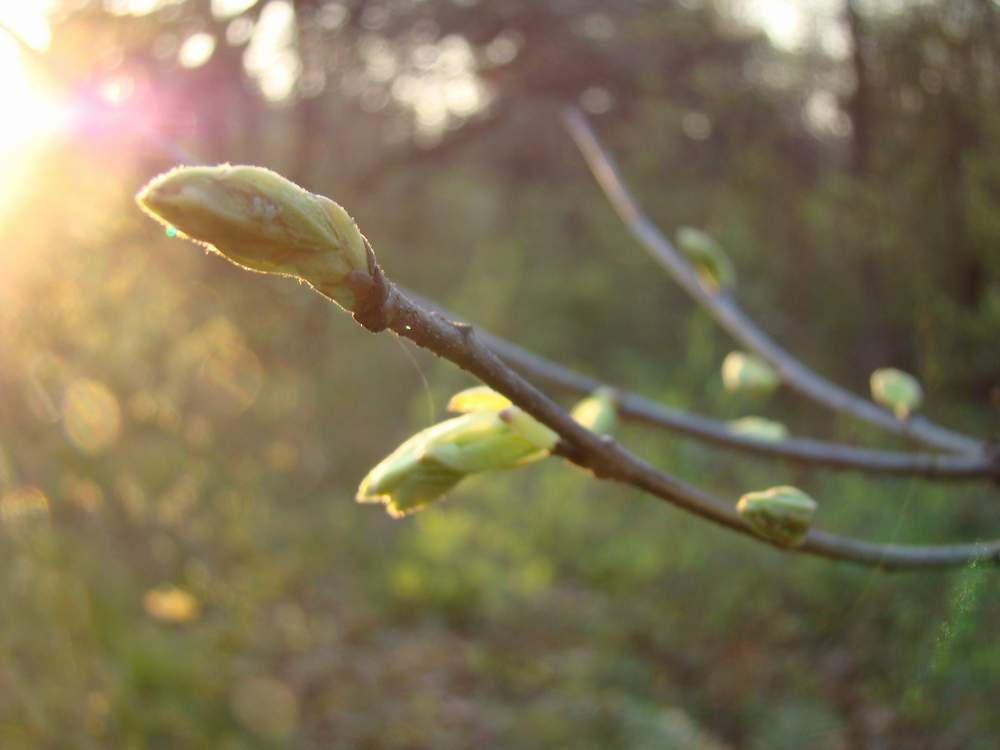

left=348, top=271, right=999, bottom=571
left=563, top=108, right=985, bottom=456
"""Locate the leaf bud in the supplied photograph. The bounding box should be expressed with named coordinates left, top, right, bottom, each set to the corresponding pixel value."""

left=870, top=368, right=923, bottom=420
left=736, top=485, right=817, bottom=547
left=570, top=387, right=618, bottom=436
left=727, top=416, right=788, bottom=442
left=675, top=226, right=736, bottom=292
left=721, top=351, right=780, bottom=396
left=137, top=165, right=369, bottom=309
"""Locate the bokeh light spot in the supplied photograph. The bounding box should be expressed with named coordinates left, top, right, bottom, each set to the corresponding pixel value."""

left=212, top=0, right=259, bottom=18
left=266, top=439, right=299, bottom=472
left=178, top=32, right=216, bottom=68
left=61, top=474, right=105, bottom=514
left=0, top=486, right=50, bottom=527
left=63, top=379, right=122, bottom=454
left=143, top=585, right=200, bottom=623
left=197, top=329, right=263, bottom=415
left=99, top=74, right=135, bottom=105
left=231, top=676, right=300, bottom=741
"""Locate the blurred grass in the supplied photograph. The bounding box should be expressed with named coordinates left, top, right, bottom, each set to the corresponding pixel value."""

left=0, top=143, right=998, bottom=750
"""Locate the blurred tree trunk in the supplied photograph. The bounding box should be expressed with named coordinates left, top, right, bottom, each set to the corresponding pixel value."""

left=844, top=0, right=871, bottom=177
left=291, top=0, right=326, bottom=184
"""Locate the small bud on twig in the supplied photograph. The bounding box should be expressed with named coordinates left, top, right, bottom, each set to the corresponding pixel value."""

left=727, top=416, right=788, bottom=442
left=675, top=226, right=736, bottom=292
left=357, top=408, right=553, bottom=517
left=136, top=165, right=369, bottom=309
left=356, top=428, right=464, bottom=518
left=497, top=407, right=560, bottom=452
left=736, top=485, right=817, bottom=547
left=448, top=385, right=558, bottom=451
left=870, top=368, right=923, bottom=420
left=721, top=351, right=780, bottom=396
left=447, top=385, right=513, bottom=414
left=570, top=387, right=619, bottom=436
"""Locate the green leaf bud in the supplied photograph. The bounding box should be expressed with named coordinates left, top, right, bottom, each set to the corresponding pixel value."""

left=870, top=368, right=923, bottom=420
left=357, top=411, right=551, bottom=517
left=447, top=386, right=513, bottom=414
left=425, top=412, right=549, bottom=472
left=721, top=351, right=780, bottom=396
left=136, top=165, right=369, bottom=309
left=736, top=485, right=817, bottom=547
left=675, top=226, right=736, bottom=292
left=497, top=407, right=560, bottom=453
left=570, top=387, right=618, bottom=436
left=446, top=386, right=560, bottom=451
left=356, top=422, right=466, bottom=517
left=727, top=416, right=788, bottom=442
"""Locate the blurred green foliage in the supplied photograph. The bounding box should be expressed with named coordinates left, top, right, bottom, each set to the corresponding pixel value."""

left=1, top=1, right=998, bottom=748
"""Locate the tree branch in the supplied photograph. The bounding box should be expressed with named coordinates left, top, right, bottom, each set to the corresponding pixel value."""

left=337, top=271, right=1000, bottom=571
left=562, top=106, right=986, bottom=456
left=403, top=289, right=1000, bottom=482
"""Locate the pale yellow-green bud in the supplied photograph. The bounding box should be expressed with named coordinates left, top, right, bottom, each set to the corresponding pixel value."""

left=357, top=411, right=550, bottom=517
left=675, top=226, right=736, bottom=292
left=356, top=428, right=464, bottom=518
left=136, top=165, right=369, bottom=309
left=570, top=388, right=618, bottom=436
left=736, top=485, right=816, bottom=547
left=870, top=368, right=923, bottom=420
left=446, top=385, right=558, bottom=451
left=426, top=411, right=551, bottom=472
left=447, top=385, right=513, bottom=414
left=721, top=351, right=780, bottom=396
left=497, top=407, right=560, bottom=452
left=727, top=416, right=788, bottom=442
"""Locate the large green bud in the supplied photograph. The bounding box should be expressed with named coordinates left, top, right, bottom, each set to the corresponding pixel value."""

left=356, top=422, right=465, bottom=518
left=727, top=416, right=788, bottom=442
left=870, top=368, right=923, bottom=420
left=736, top=485, right=816, bottom=547
left=446, top=385, right=560, bottom=452
left=721, top=351, right=780, bottom=396
left=136, top=165, right=369, bottom=309
left=675, top=226, right=736, bottom=292
left=570, top=388, right=618, bottom=436
left=450, top=384, right=615, bottom=443
left=425, top=411, right=554, bottom=473
left=357, top=409, right=556, bottom=518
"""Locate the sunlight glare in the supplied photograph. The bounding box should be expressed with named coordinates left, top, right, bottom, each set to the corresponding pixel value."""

left=0, top=4, right=73, bottom=233
left=740, top=0, right=807, bottom=49
left=0, top=27, right=70, bottom=153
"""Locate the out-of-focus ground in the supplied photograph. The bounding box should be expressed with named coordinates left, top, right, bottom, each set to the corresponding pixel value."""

left=0, top=1, right=998, bottom=748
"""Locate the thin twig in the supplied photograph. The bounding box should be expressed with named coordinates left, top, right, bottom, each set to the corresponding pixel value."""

left=404, top=289, right=1000, bottom=481
left=563, top=106, right=985, bottom=456
left=333, top=273, right=1000, bottom=571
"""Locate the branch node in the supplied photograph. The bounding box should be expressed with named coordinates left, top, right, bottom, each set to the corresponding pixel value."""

left=453, top=321, right=477, bottom=343
left=347, top=263, right=391, bottom=333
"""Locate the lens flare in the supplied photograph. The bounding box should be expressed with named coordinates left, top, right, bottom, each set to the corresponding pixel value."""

left=62, top=379, right=123, bottom=454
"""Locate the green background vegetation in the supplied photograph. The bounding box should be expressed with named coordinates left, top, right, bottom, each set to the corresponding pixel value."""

left=0, top=1, right=998, bottom=747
